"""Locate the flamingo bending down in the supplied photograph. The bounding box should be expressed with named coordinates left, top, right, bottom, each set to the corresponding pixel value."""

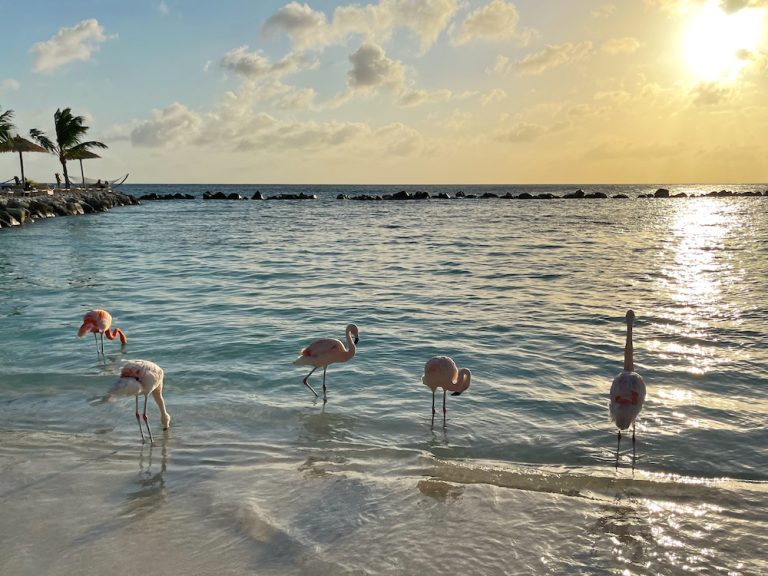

left=422, top=356, right=471, bottom=428
left=78, top=309, right=127, bottom=354
left=108, top=359, right=171, bottom=443
left=609, top=310, right=646, bottom=469
left=293, top=324, right=359, bottom=402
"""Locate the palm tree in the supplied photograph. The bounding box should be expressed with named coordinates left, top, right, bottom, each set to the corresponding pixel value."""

left=0, top=107, right=14, bottom=144
left=30, top=108, right=107, bottom=189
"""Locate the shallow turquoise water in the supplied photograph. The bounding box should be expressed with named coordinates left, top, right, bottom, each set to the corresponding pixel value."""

left=1, top=188, right=767, bottom=575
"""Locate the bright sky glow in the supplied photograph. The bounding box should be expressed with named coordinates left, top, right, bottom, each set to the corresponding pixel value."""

left=1, top=1, right=768, bottom=184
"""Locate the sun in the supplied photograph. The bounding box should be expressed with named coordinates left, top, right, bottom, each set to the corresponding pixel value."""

left=683, top=1, right=765, bottom=82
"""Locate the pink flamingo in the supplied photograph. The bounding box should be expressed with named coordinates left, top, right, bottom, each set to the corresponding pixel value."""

left=293, top=323, right=359, bottom=401
left=107, top=360, right=171, bottom=443
left=610, top=310, right=646, bottom=469
left=78, top=309, right=127, bottom=354
left=422, top=356, right=471, bottom=427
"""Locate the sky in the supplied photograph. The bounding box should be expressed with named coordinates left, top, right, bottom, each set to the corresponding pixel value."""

left=1, top=0, right=768, bottom=184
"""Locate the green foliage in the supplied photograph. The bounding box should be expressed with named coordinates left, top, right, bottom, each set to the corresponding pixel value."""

left=0, top=107, right=15, bottom=145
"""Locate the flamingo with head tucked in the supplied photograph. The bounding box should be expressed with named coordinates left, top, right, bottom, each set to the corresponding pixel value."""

left=78, top=309, right=127, bottom=354
left=107, top=359, right=171, bottom=443
left=293, top=323, right=359, bottom=402
left=610, top=310, right=646, bottom=469
left=422, top=356, right=471, bottom=427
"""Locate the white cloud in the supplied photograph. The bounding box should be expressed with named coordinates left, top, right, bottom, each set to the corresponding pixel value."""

left=396, top=88, right=453, bottom=107
left=486, top=54, right=511, bottom=75
left=31, top=19, right=114, bottom=73
left=690, top=81, right=735, bottom=105
left=131, top=102, right=203, bottom=147
left=158, top=1, right=170, bottom=15
left=452, top=0, right=521, bottom=45
left=516, top=41, right=593, bottom=76
left=602, top=37, right=641, bottom=54
left=481, top=88, right=507, bottom=106
left=495, top=122, right=546, bottom=142
left=220, top=46, right=307, bottom=79
left=347, top=43, right=406, bottom=90
left=262, top=0, right=457, bottom=53
left=0, top=79, right=20, bottom=95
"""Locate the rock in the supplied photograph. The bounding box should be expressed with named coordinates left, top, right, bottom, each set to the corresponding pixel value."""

left=612, top=194, right=629, bottom=199
left=518, top=192, right=534, bottom=199
left=585, top=192, right=608, bottom=199
left=672, top=192, right=688, bottom=198
left=480, top=192, right=498, bottom=199
left=252, top=191, right=264, bottom=200
left=227, top=193, right=242, bottom=200
left=455, top=191, right=465, bottom=198
left=563, top=189, right=585, bottom=199
left=413, top=191, right=430, bottom=200
left=536, top=193, right=557, bottom=199
left=392, top=190, right=411, bottom=200
left=654, top=188, right=670, bottom=198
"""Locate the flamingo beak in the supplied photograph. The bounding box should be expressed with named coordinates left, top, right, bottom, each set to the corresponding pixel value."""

left=354, top=336, right=359, bottom=344
left=451, top=390, right=463, bottom=396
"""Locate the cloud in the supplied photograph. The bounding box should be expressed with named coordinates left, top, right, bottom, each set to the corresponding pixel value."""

left=31, top=19, right=114, bottom=73
left=721, top=0, right=768, bottom=12
left=347, top=43, right=405, bottom=90
left=0, top=79, right=20, bottom=95
left=262, top=0, right=458, bottom=53
left=481, top=88, right=507, bottom=106
left=592, top=3, right=617, bottom=17
left=486, top=54, right=511, bottom=75
left=495, top=122, right=546, bottom=142
left=690, top=81, right=734, bottom=105
left=158, top=1, right=170, bottom=15
left=583, top=139, right=682, bottom=160
left=131, top=102, right=203, bottom=147
left=274, top=86, right=317, bottom=109
left=516, top=41, right=593, bottom=76
left=396, top=88, right=453, bottom=107
left=220, top=46, right=307, bottom=78
left=452, top=0, right=521, bottom=45
left=602, top=37, right=641, bottom=54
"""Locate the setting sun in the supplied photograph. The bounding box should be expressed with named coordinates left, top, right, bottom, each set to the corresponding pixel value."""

left=683, top=1, right=765, bottom=82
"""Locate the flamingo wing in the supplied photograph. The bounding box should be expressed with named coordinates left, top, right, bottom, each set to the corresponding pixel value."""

left=294, top=338, right=345, bottom=365
left=609, top=371, right=646, bottom=429
left=422, top=356, right=458, bottom=389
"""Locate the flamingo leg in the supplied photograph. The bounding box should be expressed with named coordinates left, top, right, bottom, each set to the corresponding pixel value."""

left=431, top=389, right=436, bottom=428
left=443, top=390, right=447, bottom=427
left=632, top=422, right=636, bottom=470
left=322, top=366, right=327, bottom=402
left=93, top=332, right=100, bottom=355
left=615, top=430, right=621, bottom=469
left=100, top=332, right=105, bottom=355
left=135, top=395, right=145, bottom=443
left=142, top=395, right=154, bottom=444
left=303, top=367, right=319, bottom=398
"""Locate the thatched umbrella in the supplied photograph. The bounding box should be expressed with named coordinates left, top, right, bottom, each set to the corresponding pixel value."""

left=0, top=135, right=49, bottom=187
left=66, top=149, right=101, bottom=187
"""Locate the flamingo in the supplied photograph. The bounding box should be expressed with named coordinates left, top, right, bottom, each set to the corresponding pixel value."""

left=422, top=356, right=471, bottom=427
left=293, top=323, right=359, bottom=402
left=78, top=309, right=127, bottom=354
left=107, top=359, right=171, bottom=443
left=609, top=310, right=646, bottom=469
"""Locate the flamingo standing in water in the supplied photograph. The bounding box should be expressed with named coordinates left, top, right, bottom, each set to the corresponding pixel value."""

left=293, top=323, right=359, bottom=402
left=107, top=360, right=171, bottom=443
left=422, top=356, right=471, bottom=427
left=78, top=309, right=127, bottom=354
left=609, top=310, right=646, bottom=469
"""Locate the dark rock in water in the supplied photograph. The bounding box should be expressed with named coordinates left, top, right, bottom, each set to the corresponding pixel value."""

left=563, top=189, right=585, bottom=199
left=436, top=192, right=450, bottom=199
left=212, top=191, right=227, bottom=199
left=518, top=192, right=534, bottom=199
left=382, top=194, right=392, bottom=200
left=612, top=194, right=629, bottom=199
left=252, top=191, right=264, bottom=200
left=465, top=194, right=477, bottom=199
left=414, top=191, right=430, bottom=200
left=654, top=188, right=670, bottom=198
left=455, top=191, right=465, bottom=198
left=392, top=190, right=411, bottom=200
left=585, top=192, right=608, bottom=199
left=227, top=193, right=242, bottom=200
left=536, top=193, right=557, bottom=199
left=480, top=192, right=498, bottom=199
left=337, top=194, right=349, bottom=200
left=673, top=192, right=688, bottom=198
left=203, top=191, right=212, bottom=199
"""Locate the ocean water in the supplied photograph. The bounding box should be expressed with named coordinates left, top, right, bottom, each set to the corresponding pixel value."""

left=1, top=184, right=767, bottom=576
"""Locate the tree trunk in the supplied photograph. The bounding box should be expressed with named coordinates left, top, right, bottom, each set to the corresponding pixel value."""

left=60, top=157, right=70, bottom=189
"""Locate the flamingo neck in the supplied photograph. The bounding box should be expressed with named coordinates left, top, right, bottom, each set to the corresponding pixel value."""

left=624, top=323, right=633, bottom=372
left=344, top=330, right=357, bottom=360
left=457, top=368, right=471, bottom=392
left=105, top=327, right=128, bottom=344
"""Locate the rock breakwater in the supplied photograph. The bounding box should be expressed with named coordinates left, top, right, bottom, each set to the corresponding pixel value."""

left=0, top=190, right=138, bottom=229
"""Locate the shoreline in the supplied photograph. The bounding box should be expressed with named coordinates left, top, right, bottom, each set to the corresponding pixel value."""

left=0, top=189, right=138, bottom=229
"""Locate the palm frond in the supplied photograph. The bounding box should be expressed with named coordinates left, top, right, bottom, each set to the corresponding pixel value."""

left=29, top=128, right=56, bottom=152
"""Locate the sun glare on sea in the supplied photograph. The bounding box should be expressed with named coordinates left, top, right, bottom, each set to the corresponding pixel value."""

left=683, top=1, right=765, bottom=82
